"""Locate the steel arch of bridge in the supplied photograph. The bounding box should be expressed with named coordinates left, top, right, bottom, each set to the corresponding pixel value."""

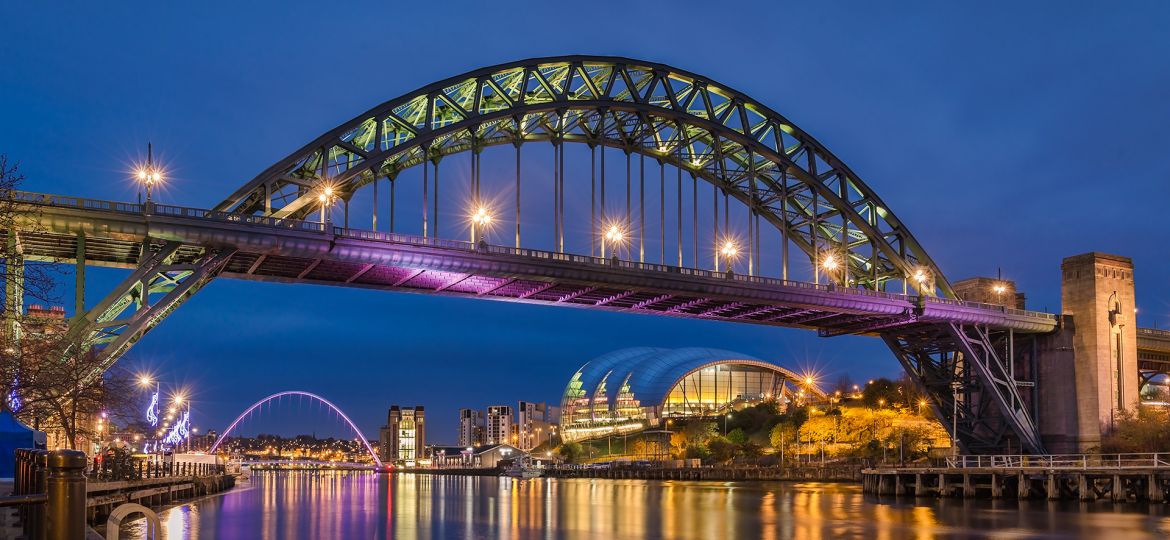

left=207, top=390, right=381, bottom=468
left=27, top=56, right=1048, bottom=455
left=219, top=55, right=949, bottom=298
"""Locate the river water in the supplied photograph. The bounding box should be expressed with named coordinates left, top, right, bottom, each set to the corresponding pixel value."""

left=122, top=471, right=1170, bottom=539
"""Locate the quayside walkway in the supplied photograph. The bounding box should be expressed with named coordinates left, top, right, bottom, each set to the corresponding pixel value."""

left=862, top=454, right=1170, bottom=503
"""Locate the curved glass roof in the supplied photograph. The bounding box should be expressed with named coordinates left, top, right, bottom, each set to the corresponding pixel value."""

left=562, top=347, right=813, bottom=413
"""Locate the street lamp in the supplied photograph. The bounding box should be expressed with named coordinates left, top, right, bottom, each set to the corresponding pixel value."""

left=912, top=268, right=931, bottom=292
left=717, top=239, right=738, bottom=273
left=601, top=223, right=626, bottom=260
left=993, top=283, right=1008, bottom=305
left=470, top=205, right=493, bottom=244
left=134, top=143, right=163, bottom=204
left=317, top=184, right=338, bottom=225
left=820, top=254, right=841, bottom=285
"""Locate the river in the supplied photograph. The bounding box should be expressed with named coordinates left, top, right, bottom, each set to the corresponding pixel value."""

left=119, top=470, right=1170, bottom=539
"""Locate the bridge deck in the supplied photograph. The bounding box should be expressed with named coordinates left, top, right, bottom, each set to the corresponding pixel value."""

left=10, top=191, right=1058, bottom=335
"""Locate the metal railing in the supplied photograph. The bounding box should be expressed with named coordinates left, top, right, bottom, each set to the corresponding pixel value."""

left=4, top=449, right=88, bottom=540
left=89, top=456, right=226, bottom=482
left=945, top=453, right=1170, bottom=470
left=8, top=189, right=1059, bottom=323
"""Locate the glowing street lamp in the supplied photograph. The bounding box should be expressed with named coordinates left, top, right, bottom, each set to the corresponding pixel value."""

left=717, top=239, right=739, bottom=273
left=992, top=283, right=1008, bottom=305
left=317, top=183, right=338, bottom=224
left=820, top=253, right=842, bottom=285
left=601, top=223, right=626, bottom=260
left=139, top=374, right=160, bottom=428
left=469, top=205, right=493, bottom=244
left=134, top=143, right=164, bottom=204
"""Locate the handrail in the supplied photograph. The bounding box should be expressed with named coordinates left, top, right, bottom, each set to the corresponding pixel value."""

left=7, top=189, right=1059, bottom=323
left=0, top=493, right=48, bottom=507
left=944, top=453, right=1170, bottom=470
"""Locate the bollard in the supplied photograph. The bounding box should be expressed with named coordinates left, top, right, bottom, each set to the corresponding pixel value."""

left=29, top=449, right=49, bottom=540
left=45, top=450, right=87, bottom=540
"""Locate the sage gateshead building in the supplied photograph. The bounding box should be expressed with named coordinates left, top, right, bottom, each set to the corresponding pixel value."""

left=559, top=347, right=824, bottom=443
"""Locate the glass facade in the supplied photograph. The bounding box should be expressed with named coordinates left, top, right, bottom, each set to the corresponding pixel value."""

left=559, top=348, right=816, bottom=443
left=662, top=364, right=783, bottom=417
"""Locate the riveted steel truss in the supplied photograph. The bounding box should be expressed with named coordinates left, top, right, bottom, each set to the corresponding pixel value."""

left=883, top=324, right=1044, bottom=454
left=219, top=56, right=951, bottom=297
left=66, top=240, right=236, bottom=378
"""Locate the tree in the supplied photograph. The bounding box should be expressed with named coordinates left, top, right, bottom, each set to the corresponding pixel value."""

left=557, top=441, right=585, bottom=463
left=682, top=420, right=716, bottom=445
left=1, top=155, right=58, bottom=334
left=1101, top=407, right=1170, bottom=453
left=769, top=423, right=795, bottom=449
left=862, top=378, right=901, bottom=408
left=3, top=332, right=139, bottom=449
left=726, top=427, right=748, bottom=445
left=833, top=374, right=856, bottom=395
left=684, top=443, right=710, bottom=461
left=707, top=437, right=736, bottom=463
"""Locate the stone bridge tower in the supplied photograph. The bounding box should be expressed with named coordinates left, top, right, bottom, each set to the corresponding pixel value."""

left=1036, top=252, right=1139, bottom=453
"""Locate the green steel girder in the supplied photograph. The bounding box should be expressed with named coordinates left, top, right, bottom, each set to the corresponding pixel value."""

left=217, top=56, right=951, bottom=298
left=66, top=240, right=236, bottom=379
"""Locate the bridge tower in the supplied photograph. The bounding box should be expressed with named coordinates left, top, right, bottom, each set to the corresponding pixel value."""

left=1038, top=253, right=1139, bottom=453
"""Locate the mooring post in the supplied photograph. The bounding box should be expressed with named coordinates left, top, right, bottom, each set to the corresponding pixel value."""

left=45, top=449, right=87, bottom=540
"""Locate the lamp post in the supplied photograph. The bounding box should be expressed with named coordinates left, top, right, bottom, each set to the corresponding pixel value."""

left=717, top=240, right=738, bottom=274
left=470, top=205, right=493, bottom=244
left=135, top=143, right=163, bottom=205
left=912, top=268, right=931, bottom=294
left=820, top=254, right=840, bottom=286
left=993, top=283, right=1007, bottom=304
left=317, top=184, right=338, bottom=225
left=601, top=224, right=625, bottom=261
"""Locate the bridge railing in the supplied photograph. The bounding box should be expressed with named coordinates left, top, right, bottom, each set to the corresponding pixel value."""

left=8, top=189, right=1059, bottom=323
left=345, top=230, right=915, bottom=302
left=1138, top=327, right=1170, bottom=338
left=7, top=190, right=145, bottom=214
left=922, top=296, right=1058, bottom=321
left=153, top=203, right=327, bottom=232
left=945, top=453, right=1170, bottom=469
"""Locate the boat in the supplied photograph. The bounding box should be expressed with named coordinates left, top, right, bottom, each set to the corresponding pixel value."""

left=502, top=456, right=544, bottom=479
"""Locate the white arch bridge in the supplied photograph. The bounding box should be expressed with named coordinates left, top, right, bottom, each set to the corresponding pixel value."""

left=6, top=56, right=1060, bottom=454
left=208, top=391, right=382, bottom=468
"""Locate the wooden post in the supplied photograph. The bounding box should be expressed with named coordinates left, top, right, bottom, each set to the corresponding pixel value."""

left=1017, top=472, right=1030, bottom=499
left=1047, top=473, right=1059, bottom=501
left=1148, top=474, right=1161, bottom=503
left=991, top=473, right=1002, bottom=499
left=1077, top=474, right=1092, bottom=502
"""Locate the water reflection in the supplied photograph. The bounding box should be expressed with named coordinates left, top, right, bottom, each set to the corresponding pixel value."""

left=116, top=471, right=1170, bottom=539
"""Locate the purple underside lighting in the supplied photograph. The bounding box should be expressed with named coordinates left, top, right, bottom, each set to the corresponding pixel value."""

left=209, top=390, right=381, bottom=468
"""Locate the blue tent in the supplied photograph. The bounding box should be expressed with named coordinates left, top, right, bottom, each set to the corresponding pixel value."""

left=0, top=409, right=45, bottom=479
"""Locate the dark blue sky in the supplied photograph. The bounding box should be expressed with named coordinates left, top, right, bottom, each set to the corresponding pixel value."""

left=3, top=2, right=1168, bottom=443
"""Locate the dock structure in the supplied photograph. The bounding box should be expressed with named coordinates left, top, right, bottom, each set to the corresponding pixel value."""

left=862, top=454, right=1170, bottom=502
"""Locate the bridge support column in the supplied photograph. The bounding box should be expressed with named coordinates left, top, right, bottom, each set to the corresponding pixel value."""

left=74, top=234, right=85, bottom=318
left=1037, top=253, right=1138, bottom=453
left=3, top=232, right=23, bottom=341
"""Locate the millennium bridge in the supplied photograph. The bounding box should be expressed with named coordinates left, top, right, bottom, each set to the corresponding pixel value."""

left=2, top=56, right=1153, bottom=455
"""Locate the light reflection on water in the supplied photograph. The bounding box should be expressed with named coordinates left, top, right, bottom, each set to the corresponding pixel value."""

left=119, top=471, right=1170, bottom=539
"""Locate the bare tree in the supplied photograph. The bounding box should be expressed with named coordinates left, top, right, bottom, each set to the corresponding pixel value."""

left=2, top=331, right=139, bottom=449
left=1, top=155, right=60, bottom=336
